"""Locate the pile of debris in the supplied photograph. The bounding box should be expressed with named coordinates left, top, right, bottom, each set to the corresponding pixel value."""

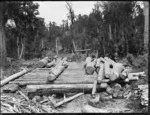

left=91, top=57, right=146, bottom=97
left=136, top=84, right=148, bottom=107
left=82, top=57, right=147, bottom=112
left=1, top=92, right=57, bottom=113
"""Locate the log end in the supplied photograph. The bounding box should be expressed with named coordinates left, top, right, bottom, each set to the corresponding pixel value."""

left=47, top=74, right=56, bottom=82
left=109, top=73, right=118, bottom=81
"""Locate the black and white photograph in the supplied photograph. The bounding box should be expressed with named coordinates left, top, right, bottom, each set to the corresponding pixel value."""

left=0, top=1, right=149, bottom=113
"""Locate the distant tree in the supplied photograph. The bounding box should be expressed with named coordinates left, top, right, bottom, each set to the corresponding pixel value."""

left=143, top=2, right=149, bottom=53
left=0, top=2, right=7, bottom=67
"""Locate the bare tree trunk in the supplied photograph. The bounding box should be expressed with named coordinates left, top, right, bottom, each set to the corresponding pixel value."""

left=41, top=38, right=44, bottom=49
left=19, top=38, right=25, bottom=59
left=17, top=37, right=20, bottom=58
left=56, top=38, right=58, bottom=55
left=109, top=24, right=112, bottom=40
left=0, top=2, right=7, bottom=67
left=102, top=37, right=105, bottom=56
left=144, top=2, right=149, bottom=53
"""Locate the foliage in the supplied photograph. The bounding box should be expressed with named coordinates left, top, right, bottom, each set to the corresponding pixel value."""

left=2, top=1, right=145, bottom=60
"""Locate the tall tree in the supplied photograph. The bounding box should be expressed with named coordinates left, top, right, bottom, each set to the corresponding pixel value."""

left=0, top=2, right=7, bottom=67
left=144, top=2, right=149, bottom=52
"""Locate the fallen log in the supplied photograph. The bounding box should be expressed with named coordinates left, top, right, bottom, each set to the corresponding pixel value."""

left=34, top=57, right=50, bottom=68
left=104, top=57, right=116, bottom=66
left=47, top=58, right=68, bottom=82
left=82, top=104, right=110, bottom=113
left=2, top=84, right=19, bottom=93
left=99, top=57, right=106, bottom=63
left=97, top=63, right=104, bottom=81
left=104, top=60, right=112, bottom=78
left=128, top=72, right=146, bottom=77
left=110, top=63, right=124, bottom=81
left=36, top=68, right=52, bottom=70
left=12, top=76, right=96, bottom=81
left=54, top=93, right=83, bottom=108
left=45, top=60, right=55, bottom=68
left=1, top=69, right=29, bottom=87
left=9, top=79, right=109, bottom=85
left=47, top=65, right=68, bottom=82
left=27, top=84, right=107, bottom=96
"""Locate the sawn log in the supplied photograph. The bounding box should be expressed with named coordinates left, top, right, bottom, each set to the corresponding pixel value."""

left=47, top=58, right=68, bottom=82
left=1, top=69, right=29, bottom=87
left=27, top=84, right=107, bottom=96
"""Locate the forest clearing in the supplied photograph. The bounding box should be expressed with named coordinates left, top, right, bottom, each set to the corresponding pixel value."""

left=0, top=1, right=149, bottom=113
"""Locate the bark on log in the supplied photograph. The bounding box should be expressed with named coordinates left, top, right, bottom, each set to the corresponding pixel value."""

left=98, top=63, right=104, bottom=81
left=82, top=104, right=110, bottom=113
left=110, top=63, right=124, bottom=81
left=47, top=58, right=68, bottom=82
left=91, top=80, right=97, bottom=97
left=35, top=57, right=50, bottom=68
left=47, top=65, right=68, bottom=82
left=45, top=60, right=55, bottom=68
left=128, top=72, right=146, bottom=77
left=1, top=69, right=29, bottom=87
left=54, top=93, right=83, bottom=107
left=9, top=78, right=110, bottom=85
left=12, top=76, right=96, bottom=81
left=27, top=84, right=107, bottom=96
left=2, top=84, right=19, bottom=93
left=104, top=57, right=116, bottom=66
left=104, top=60, right=112, bottom=78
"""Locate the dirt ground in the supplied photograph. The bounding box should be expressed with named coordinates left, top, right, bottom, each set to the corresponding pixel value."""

left=1, top=54, right=148, bottom=113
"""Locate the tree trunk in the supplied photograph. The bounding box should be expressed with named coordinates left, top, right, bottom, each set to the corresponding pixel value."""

left=109, top=24, right=112, bottom=40
left=102, top=37, right=106, bottom=56
left=0, top=2, right=7, bottom=67
left=19, top=37, right=25, bottom=59
left=17, top=37, right=20, bottom=58
left=125, top=36, right=128, bottom=56
left=144, top=2, right=149, bottom=52
left=27, top=84, right=107, bottom=96
left=1, top=69, right=29, bottom=87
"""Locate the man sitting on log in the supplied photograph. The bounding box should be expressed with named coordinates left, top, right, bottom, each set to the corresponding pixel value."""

left=84, top=54, right=97, bottom=75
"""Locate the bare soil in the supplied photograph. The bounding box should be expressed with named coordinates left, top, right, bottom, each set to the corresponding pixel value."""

left=1, top=55, right=148, bottom=113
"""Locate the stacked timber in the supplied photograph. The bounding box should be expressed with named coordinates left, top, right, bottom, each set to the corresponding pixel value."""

left=96, top=57, right=146, bottom=83
left=91, top=57, right=147, bottom=100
